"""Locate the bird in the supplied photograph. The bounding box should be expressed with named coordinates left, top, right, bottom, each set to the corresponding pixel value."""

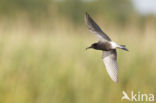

left=85, top=12, right=128, bottom=83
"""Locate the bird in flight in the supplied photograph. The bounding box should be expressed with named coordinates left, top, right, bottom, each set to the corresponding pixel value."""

left=85, top=12, right=128, bottom=83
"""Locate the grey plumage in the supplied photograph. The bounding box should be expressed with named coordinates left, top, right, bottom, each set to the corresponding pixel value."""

left=102, top=50, right=118, bottom=82
left=85, top=12, right=128, bottom=83
left=85, top=12, right=111, bottom=42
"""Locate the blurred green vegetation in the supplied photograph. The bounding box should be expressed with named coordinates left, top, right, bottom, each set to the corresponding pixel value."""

left=0, top=0, right=135, bottom=25
left=0, top=0, right=156, bottom=103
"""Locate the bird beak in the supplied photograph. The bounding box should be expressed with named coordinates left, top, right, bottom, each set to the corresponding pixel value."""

left=86, top=46, right=92, bottom=50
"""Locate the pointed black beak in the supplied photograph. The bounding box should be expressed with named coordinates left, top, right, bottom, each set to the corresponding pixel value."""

left=86, top=46, right=92, bottom=50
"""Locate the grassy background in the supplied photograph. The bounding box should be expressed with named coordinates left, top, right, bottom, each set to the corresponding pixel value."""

left=0, top=16, right=156, bottom=103
left=0, top=0, right=156, bottom=103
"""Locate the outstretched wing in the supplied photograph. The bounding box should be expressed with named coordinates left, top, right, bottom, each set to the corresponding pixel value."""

left=85, top=12, right=111, bottom=42
left=102, top=50, right=118, bottom=82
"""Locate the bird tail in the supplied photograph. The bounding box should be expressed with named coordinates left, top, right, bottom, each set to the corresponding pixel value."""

left=119, top=45, right=128, bottom=51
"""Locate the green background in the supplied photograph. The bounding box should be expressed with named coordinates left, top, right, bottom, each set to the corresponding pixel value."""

left=0, top=0, right=155, bottom=103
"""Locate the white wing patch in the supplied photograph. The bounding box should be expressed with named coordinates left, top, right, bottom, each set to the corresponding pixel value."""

left=102, top=50, right=118, bottom=82
left=110, top=41, right=120, bottom=49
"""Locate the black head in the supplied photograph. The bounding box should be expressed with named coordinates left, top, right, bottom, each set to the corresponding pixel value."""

left=86, top=43, right=98, bottom=50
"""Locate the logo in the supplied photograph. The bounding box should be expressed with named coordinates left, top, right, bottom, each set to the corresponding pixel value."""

left=121, top=91, right=154, bottom=102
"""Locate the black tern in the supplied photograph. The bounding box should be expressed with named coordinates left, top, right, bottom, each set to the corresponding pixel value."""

left=85, top=12, right=128, bottom=83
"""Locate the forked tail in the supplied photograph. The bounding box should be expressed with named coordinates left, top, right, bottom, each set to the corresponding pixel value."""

left=120, top=45, right=128, bottom=51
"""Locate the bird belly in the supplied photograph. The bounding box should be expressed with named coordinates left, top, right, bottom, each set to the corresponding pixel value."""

left=98, top=42, right=113, bottom=51
left=97, top=45, right=112, bottom=51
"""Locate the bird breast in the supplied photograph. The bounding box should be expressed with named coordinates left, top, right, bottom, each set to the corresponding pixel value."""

left=97, top=42, right=112, bottom=51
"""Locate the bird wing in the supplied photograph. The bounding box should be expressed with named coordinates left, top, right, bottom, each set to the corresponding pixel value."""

left=85, top=12, right=111, bottom=42
left=102, top=50, right=118, bottom=82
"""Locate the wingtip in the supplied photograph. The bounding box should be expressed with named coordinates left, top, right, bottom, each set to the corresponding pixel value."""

left=112, top=77, right=118, bottom=83
left=108, top=67, right=118, bottom=83
left=85, top=12, right=88, bottom=16
left=85, top=12, right=90, bottom=19
left=109, top=70, right=118, bottom=83
left=108, top=74, right=118, bottom=83
left=84, top=12, right=90, bottom=24
left=85, top=12, right=88, bottom=19
left=114, top=79, right=118, bottom=83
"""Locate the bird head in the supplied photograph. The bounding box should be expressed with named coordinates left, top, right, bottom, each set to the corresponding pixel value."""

left=86, top=43, right=97, bottom=50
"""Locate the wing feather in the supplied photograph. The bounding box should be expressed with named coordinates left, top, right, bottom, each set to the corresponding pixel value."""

left=85, top=12, right=111, bottom=42
left=102, top=50, right=118, bottom=82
